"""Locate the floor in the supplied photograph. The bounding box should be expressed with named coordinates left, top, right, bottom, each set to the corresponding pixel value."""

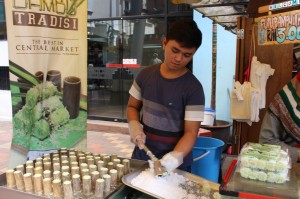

left=0, top=119, right=135, bottom=174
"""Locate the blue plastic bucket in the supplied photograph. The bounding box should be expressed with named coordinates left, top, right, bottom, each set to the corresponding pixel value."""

left=191, top=136, right=224, bottom=183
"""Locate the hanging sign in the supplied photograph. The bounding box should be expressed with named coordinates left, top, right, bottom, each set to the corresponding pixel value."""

left=257, top=9, right=300, bottom=45
left=5, top=0, right=88, bottom=162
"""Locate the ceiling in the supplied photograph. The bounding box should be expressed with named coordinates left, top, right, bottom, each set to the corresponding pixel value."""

left=172, top=0, right=250, bottom=33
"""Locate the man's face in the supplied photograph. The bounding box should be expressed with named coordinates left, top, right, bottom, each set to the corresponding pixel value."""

left=162, top=38, right=196, bottom=71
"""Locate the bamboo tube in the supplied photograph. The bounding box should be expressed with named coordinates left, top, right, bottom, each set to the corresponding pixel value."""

left=81, top=168, right=89, bottom=177
left=43, top=153, right=51, bottom=159
left=6, top=169, right=15, bottom=188
left=43, top=157, right=51, bottom=163
left=116, top=164, right=124, bottom=182
left=26, top=160, right=34, bottom=167
left=71, top=166, right=80, bottom=176
left=33, top=173, right=43, bottom=195
left=26, top=165, right=34, bottom=176
left=103, top=174, right=111, bottom=193
left=62, top=172, right=71, bottom=182
left=14, top=170, right=24, bottom=191
left=34, top=166, right=43, bottom=175
left=87, top=158, right=95, bottom=166
left=61, top=155, right=68, bottom=162
left=77, top=153, right=85, bottom=160
left=53, top=170, right=61, bottom=180
left=61, top=160, right=69, bottom=167
left=53, top=157, right=60, bottom=164
left=60, top=148, right=68, bottom=156
left=113, top=159, right=120, bottom=169
left=107, top=162, right=113, bottom=171
left=23, top=173, right=33, bottom=193
left=69, top=155, right=77, bottom=163
left=79, top=156, right=86, bottom=164
left=86, top=155, right=93, bottom=161
left=100, top=153, right=108, bottom=160
left=61, top=165, right=70, bottom=173
left=80, top=163, right=88, bottom=170
left=43, top=170, right=52, bottom=179
left=52, top=179, right=62, bottom=198
left=122, top=159, right=130, bottom=175
left=89, top=164, right=97, bottom=175
left=16, top=165, right=24, bottom=174
left=82, top=175, right=92, bottom=196
left=110, top=154, right=117, bottom=162
left=63, top=180, right=73, bottom=199
left=93, top=153, right=100, bottom=158
left=91, top=170, right=100, bottom=189
left=35, top=157, right=43, bottom=163
left=97, top=160, right=104, bottom=171
left=69, top=151, right=75, bottom=156
left=52, top=153, right=59, bottom=159
left=43, top=178, right=52, bottom=197
left=109, top=169, right=117, bottom=187
left=94, top=156, right=101, bottom=164
left=94, top=178, right=104, bottom=199
left=99, top=167, right=108, bottom=178
left=72, top=174, right=81, bottom=194
left=44, top=161, right=52, bottom=171
left=70, top=161, right=78, bottom=168
left=53, top=162, right=61, bottom=172
left=102, top=156, right=110, bottom=167
left=35, top=161, right=43, bottom=169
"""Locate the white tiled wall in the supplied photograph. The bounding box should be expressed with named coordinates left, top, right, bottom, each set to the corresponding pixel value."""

left=0, top=90, right=12, bottom=120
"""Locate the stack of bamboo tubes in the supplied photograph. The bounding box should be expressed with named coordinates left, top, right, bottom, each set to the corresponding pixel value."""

left=5, top=148, right=131, bottom=199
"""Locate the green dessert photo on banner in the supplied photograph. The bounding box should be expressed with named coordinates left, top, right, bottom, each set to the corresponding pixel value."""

left=9, top=61, right=87, bottom=150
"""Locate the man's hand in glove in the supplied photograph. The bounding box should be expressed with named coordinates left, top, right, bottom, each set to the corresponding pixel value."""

left=128, top=120, right=146, bottom=149
left=160, top=151, right=183, bottom=172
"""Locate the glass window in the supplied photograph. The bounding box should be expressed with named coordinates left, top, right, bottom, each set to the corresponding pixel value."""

left=87, top=18, right=165, bottom=120
left=0, top=0, right=6, bottom=40
left=88, top=0, right=166, bottom=19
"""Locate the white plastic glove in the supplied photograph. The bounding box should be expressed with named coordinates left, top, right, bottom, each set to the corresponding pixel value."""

left=128, top=120, right=146, bottom=149
left=160, top=151, right=183, bottom=172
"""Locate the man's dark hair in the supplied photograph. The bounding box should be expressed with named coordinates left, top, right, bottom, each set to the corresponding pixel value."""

left=166, top=19, right=202, bottom=50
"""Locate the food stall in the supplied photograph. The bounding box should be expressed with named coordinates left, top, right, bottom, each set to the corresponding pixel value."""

left=171, top=0, right=300, bottom=198
left=0, top=149, right=221, bottom=199
left=1, top=0, right=300, bottom=198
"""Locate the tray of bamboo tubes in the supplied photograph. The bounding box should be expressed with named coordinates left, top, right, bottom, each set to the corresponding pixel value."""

left=0, top=148, right=147, bottom=199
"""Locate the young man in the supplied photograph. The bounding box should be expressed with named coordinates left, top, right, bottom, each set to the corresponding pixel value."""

left=127, top=19, right=205, bottom=172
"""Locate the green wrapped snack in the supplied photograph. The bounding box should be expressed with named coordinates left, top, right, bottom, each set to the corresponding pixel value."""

left=14, top=105, right=33, bottom=134
left=14, top=110, right=25, bottom=133
left=267, top=172, right=276, bottom=183
left=39, top=81, right=58, bottom=100
left=33, top=102, right=43, bottom=121
left=240, top=167, right=251, bottom=178
left=32, top=119, right=50, bottom=140
left=257, top=171, right=267, bottom=182
left=49, top=107, right=70, bottom=130
left=42, top=96, right=63, bottom=113
left=26, top=86, right=40, bottom=108
left=25, top=81, right=58, bottom=109
left=33, top=94, right=63, bottom=121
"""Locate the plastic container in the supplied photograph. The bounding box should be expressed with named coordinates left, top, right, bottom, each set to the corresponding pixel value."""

left=191, top=137, right=224, bottom=183
left=202, top=108, right=216, bottom=126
